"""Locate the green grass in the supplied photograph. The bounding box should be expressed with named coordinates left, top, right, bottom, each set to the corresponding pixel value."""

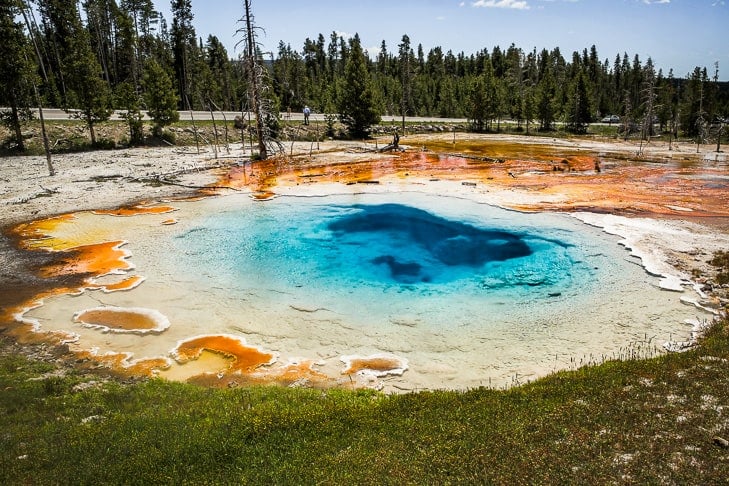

left=1, top=313, right=728, bottom=484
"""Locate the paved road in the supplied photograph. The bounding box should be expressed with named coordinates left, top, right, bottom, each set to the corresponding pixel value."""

left=27, top=108, right=620, bottom=127
left=31, top=108, right=468, bottom=124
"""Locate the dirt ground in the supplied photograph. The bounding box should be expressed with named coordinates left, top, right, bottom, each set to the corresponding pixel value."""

left=1, top=131, right=727, bottom=384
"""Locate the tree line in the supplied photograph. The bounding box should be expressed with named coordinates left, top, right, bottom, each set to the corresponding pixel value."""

left=2, top=0, right=727, bottom=151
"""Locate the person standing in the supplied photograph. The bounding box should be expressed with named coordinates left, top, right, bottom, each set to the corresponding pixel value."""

left=303, top=105, right=311, bottom=125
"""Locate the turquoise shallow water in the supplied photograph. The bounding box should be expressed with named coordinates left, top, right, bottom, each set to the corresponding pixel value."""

left=174, top=192, right=610, bottom=331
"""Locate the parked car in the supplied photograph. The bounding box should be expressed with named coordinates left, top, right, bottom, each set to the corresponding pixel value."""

left=601, top=115, right=620, bottom=123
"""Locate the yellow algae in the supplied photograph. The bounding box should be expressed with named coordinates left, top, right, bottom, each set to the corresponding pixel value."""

left=171, top=334, right=276, bottom=373
left=12, top=214, right=77, bottom=250
left=341, top=354, right=409, bottom=377
left=73, top=306, right=170, bottom=334
left=157, top=350, right=233, bottom=381
left=13, top=205, right=179, bottom=252
left=93, top=204, right=177, bottom=217
left=13, top=212, right=117, bottom=251
left=161, top=218, right=178, bottom=225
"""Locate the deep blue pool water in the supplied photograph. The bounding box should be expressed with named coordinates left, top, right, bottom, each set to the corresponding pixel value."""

left=174, top=193, right=604, bottom=323
left=327, top=203, right=535, bottom=284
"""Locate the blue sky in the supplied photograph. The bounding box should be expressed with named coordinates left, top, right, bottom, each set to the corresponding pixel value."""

left=158, top=0, right=728, bottom=80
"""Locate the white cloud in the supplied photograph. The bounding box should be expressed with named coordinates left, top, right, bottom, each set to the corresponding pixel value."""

left=365, top=46, right=379, bottom=59
left=336, top=31, right=353, bottom=40
left=472, top=0, right=531, bottom=9
left=643, top=0, right=670, bottom=4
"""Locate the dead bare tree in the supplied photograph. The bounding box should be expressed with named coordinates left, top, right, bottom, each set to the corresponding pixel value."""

left=696, top=77, right=706, bottom=154
left=20, top=0, right=54, bottom=176
left=235, top=0, right=282, bottom=160
left=638, top=62, right=659, bottom=156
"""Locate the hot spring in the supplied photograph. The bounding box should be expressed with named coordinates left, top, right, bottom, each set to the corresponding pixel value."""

left=22, top=190, right=701, bottom=391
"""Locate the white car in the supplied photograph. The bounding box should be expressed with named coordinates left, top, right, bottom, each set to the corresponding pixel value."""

left=601, top=115, right=620, bottom=123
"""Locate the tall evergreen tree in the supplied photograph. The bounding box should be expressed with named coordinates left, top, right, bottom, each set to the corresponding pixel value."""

left=657, top=69, right=678, bottom=137
left=50, top=0, right=113, bottom=144
left=398, top=34, right=415, bottom=129
left=565, top=71, right=592, bottom=134
left=523, top=85, right=536, bottom=135
left=36, top=0, right=81, bottom=105
left=468, top=74, right=488, bottom=132
left=536, top=65, right=556, bottom=131
left=83, top=0, right=119, bottom=86
left=115, top=81, right=144, bottom=144
left=66, top=40, right=113, bottom=145
left=680, top=67, right=708, bottom=138
left=170, top=0, right=195, bottom=109
left=0, top=0, right=37, bottom=151
left=143, top=59, right=179, bottom=136
left=205, top=35, right=235, bottom=110
left=337, top=34, right=380, bottom=138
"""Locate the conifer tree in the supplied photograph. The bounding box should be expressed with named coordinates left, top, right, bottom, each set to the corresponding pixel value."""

left=115, top=81, right=144, bottom=145
left=206, top=35, right=235, bottom=110
left=680, top=67, right=707, bottom=138
left=170, top=0, right=195, bottom=109
left=398, top=34, right=416, bottom=130
left=143, top=59, right=179, bottom=136
left=523, top=85, right=536, bottom=135
left=468, top=74, right=488, bottom=132
left=566, top=71, right=591, bottom=134
left=0, top=0, right=37, bottom=151
left=61, top=2, right=112, bottom=145
left=536, top=65, right=556, bottom=131
left=67, top=48, right=113, bottom=145
left=337, top=34, right=380, bottom=138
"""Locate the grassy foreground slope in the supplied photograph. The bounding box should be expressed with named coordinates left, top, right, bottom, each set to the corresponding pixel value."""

left=1, top=314, right=727, bottom=484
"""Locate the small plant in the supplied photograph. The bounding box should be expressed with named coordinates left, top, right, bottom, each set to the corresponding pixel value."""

left=42, top=376, right=67, bottom=396
left=93, top=138, right=116, bottom=150
left=324, top=113, right=337, bottom=138
left=709, top=250, right=729, bottom=285
left=160, top=129, right=176, bottom=145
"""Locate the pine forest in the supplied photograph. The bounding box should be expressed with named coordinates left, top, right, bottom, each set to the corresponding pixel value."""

left=1, top=0, right=728, bottom=149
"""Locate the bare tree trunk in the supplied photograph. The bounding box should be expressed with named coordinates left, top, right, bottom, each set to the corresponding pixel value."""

left=10, top=105, right=25, bottom=152
left=242, top=0, right=267, bottom=159
left=186, top=95, right=200, bottom=154
left=717, top=123, right=724, bottom=153
left=209, top=98, right=230, bottom=154
left=208, top=102, right=219, bottom=159
left=21, top=3, right=54, bottom=175
left=34, top=84, right=54, bottom=176
left=88, top=117, right=97, bottom=146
